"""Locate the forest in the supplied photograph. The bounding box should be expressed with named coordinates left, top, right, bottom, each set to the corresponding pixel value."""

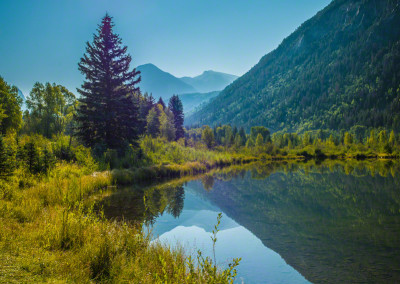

left=1, top=11, right=400, bottom=283
left=186, top=0, right=400, bottom=133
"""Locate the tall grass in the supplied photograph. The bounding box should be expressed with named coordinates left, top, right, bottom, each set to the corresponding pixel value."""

left=0, top=160, right=241, bottom=283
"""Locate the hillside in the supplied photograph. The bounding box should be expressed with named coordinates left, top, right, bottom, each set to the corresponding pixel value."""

left=179, top=91, right=220, bottom=114
left=186, top=0, right=400, bottom=133
left=137, top=63, right=196, bottom=100
left=180, top=71, right=238, bottom=93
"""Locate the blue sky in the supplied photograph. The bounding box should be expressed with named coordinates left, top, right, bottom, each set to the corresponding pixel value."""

left=0, top=0, right=331, bottom=96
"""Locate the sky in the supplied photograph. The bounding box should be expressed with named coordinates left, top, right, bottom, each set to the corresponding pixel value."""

left=0, top=0, right=331, bottom=96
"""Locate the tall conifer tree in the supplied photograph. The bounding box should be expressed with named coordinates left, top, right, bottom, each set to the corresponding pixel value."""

left=76, top=14, right=141, bottom=149
left=157, top=97, right=166, bottom=110
left=168, top=95, right=184, bottom=140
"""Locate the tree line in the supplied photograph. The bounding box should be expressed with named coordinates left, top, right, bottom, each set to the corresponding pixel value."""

left=0, top=14, right=185, bottom=177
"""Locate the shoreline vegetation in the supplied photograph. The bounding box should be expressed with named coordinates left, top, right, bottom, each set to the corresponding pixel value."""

left=1, top=13, right=400, bottom=283
left=1, top=134, right=399, bottom=283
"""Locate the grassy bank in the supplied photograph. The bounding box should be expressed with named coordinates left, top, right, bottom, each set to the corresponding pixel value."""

left=1, top=134, right=398, bottom=283
left=0, top=152, right=242, bottom=282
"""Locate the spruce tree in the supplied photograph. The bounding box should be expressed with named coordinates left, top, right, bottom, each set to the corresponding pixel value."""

left=76, top=14, right=141, bottom=149
left=157, top=97, right=166, bottom=110
left=168, top=95, right=184, bottom=140
left=0, top=136, right=14, bottom=179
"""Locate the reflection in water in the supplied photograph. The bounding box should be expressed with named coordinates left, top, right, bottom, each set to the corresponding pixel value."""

left=100, top=160, right=400, bottom=283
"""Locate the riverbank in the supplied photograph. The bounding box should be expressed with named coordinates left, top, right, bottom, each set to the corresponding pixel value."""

left=1, top=136, right=399, bottom=283
left=0, top=157, right=246, bottom=283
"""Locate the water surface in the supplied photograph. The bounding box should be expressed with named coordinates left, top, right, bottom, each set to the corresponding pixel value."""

left=101, top=161, right=400, bottom=283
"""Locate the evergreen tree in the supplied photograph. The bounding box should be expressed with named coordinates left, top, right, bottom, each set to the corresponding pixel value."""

left=41, top=147, right=55, bottom=174
left=378, top=130, right=388, bottom=146
left=368, top=130, right=376, bottom=146
left=23, top=140, right=40, bottom=174
left=168, top=95, right=184, bottom=140
left=201, top=126, right=214, bottom=149
left=389, top=130, right=396, bottom=146
left=76, top=14, right=141, bottom=149
left=157, top=97, right=166, bottom=110
left=239, top=127, right=246, bottom=146
left=0, top=136, right=14, bottom=179
left=250, top=126, right=270, bottom=142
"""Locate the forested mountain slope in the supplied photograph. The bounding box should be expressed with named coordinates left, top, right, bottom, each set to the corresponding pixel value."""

left=186, top=0, right=400, bottom=132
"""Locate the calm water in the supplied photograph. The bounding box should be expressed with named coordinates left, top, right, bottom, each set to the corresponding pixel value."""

left=101, top=161, right=400, bottom=283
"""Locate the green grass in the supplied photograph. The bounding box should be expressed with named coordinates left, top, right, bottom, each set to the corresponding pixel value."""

left=0, top=159, right=241, bottom=283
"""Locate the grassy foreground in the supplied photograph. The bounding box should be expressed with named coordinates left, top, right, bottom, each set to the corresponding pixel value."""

left=0, top=139, right=250, bottom=283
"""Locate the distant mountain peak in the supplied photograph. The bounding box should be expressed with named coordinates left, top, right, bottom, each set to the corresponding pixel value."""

left=136, top=63, right=238, bottom=102
left=180, top=70, right=238, bottom=93
left=137, top=64, right=196, bottom=100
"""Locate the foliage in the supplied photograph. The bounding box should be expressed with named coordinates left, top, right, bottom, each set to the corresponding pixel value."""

left=159, top=106, right=176, bottom=141
left=0, top=135, right=15, bottom=179
left=24, top=82, right=76, bottom=138
left=146, top=107, right=161, bottom=138
left=187, top=0, right=400, bottom=133
left=202, top=126, right=215, bottom=149
left=169, top=95, right=185, bottom=140
left=75, top=14, right=141, bottom=149
left=0, top=77, right=22, bottom=135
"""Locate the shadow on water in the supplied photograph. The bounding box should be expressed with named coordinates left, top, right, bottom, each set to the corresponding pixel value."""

left=98, top=160, right=400, bottom=283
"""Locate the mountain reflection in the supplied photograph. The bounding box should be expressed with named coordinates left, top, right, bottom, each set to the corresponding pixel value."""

left=100, top=160, right=400, bottom=283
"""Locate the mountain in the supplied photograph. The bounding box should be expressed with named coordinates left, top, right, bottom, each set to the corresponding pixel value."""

left=179, top=91, right=220, bottom=114
left=186, top=0, right=400, bottom=133
left=180, top=71, right=238, bottom=93
left=137, top=63, right=237, bottom=112
left=17, top=88, right=26, bottom=110
left=137, top=63, right=196, bottom=100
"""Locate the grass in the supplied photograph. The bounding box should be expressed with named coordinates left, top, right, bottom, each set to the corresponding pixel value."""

left=0, top=160, right=241, bottom=283
left=2, top=135, right=398, bottom=283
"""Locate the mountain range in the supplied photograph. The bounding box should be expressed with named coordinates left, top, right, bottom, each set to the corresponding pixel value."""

left=137, top=63, right=238, bottom=112
left=186, top=0, right=400, bottom=133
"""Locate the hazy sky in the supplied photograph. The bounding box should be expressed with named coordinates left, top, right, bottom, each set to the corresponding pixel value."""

left=0, top=0, right=331, bottom=96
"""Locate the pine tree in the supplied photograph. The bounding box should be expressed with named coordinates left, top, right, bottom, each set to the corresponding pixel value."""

left=0, top=136, right=14, bottom=179
left=158, top=97, right=166, bottom=110
left=168, top=95, right=184, bottom=140
left=76, top=14, right=141, bottom=149
left=23, top=140, right=40, bottom=174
